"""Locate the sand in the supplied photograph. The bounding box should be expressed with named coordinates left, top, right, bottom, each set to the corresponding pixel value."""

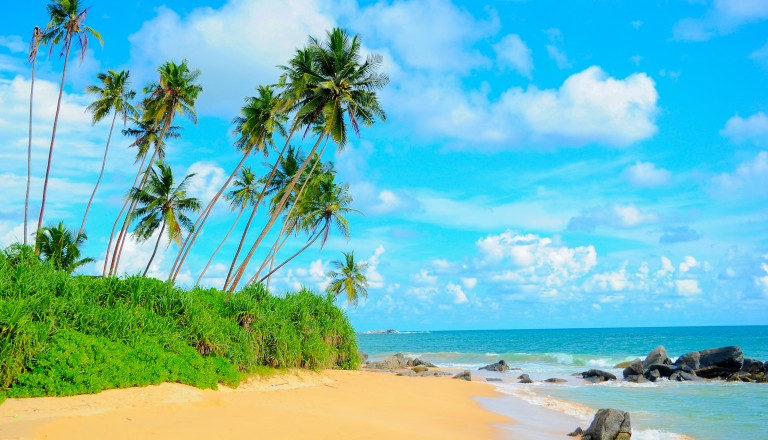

left=0, top=370, right=511, bottom=440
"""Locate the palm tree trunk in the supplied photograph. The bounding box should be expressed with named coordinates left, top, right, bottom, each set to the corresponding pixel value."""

left=102, top=154, right=146, bottom=276
left=79, top=111, right=118, bottom=237
left=143, top=220, right=166, bottom=277
left=36, top=42, right=72, bottom=251
left=24, top=56, right=37, bottom=246
left=251, top=224, right=327, bottom=286
left=169, top=150, right=252, bottom=282
left=227, top=134, right=326, bottom=293
left=222, top=139, right=294, bottom=290
left=195, top=207, right=244, bottom=287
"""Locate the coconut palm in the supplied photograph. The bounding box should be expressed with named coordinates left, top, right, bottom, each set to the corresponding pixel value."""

left=129, top=162, right=201, bottom=277
left=196, top=167, right=261, bottom=286
left=36, top=0, right=103, bottom=247
left=109, top=60, right=202, bottom=276
left=227, top=27, right=388, bottom=292
left=252, top=172, right=358, bottom=286
left=169, top=85, right=286, bottom=282
left=326, top=251, right=368, bottom=306
left=79, top=69, right=137, bottom=237
left=101, top=112, right=181, bottom=276
left=24, top=25, right=43, bottom=246
left=35, top=221, right=94, bottom=274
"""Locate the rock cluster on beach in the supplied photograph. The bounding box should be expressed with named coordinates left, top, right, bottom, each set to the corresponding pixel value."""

left=582, top=345, right=768, bottom=384
left=363, top=353, right=446, bottom=377
left=570, top=409, right=632, bottom=440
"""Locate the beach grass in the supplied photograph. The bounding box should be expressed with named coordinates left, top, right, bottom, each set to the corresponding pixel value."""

left=0, top=244, right=360, bottom=401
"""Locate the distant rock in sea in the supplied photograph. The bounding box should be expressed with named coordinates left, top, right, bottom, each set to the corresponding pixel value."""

left=361, top=329, right=399, bottom=334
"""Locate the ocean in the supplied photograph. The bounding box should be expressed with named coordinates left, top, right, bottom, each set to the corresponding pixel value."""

left=357, top=326, right=768, bottom=440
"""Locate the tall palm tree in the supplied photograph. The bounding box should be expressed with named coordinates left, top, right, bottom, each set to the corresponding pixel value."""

left=326, top=251, right=368, bottom=307
left=24, top=25, right=43, bottom=246
left=129, top=162, right=201, bottom=277
left=101, top=112, right=181, bottom=276
left=35, top=221, right=94, bottom=274
left=196, top=167, right=260, bottom=286
left=109, top=60, right=202, bottom=276
left=79, top=69, right=137, bottom=237
left=36, top=0, right=103, bottom=247
left=227, top=28, right=388, bottom=292
left=252, top=172, right=358, bottom=286
left=169, top=85, right=286, bottom=282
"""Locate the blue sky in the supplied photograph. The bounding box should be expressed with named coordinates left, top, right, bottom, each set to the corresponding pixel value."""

left=2, top=0, right=767, bottom=330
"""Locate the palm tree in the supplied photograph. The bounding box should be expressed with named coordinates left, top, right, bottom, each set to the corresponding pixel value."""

left=24, top=25, right=43, bottom=246
left=169, top=85, right=286, bottom=282
left=326, top=251, right=368, bottom=306
left=227, top=28, right=388, bottom=292
left=196, top=167, right=260, bottom=286
left=79, top=69, right=137, bottom=237
left=129, top=162, right=201, bottom=277
left=36, top=0, right=103, bottom=248
left=101, top=112, right=181, bottom=276
left=251, top=172, right=358, bottom=286
left=109, top=60, right=202, bottom=276
left=35, top=221, right=94, bottom=274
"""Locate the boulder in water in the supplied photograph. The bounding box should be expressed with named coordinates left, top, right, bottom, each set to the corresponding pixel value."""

left=643, top=346, right=671, bottom=368
left=486, top=378, right=503, bottom=382
left=741, top=358, right=763, bottom=374
left=614, top=359, right=641, bottom=369
left=645, top=369, right=661, bottom=382
left=479, top=359, right=510, bottom=372
left=676, top=346, right=743, bottom=378
left=518, top=374, right=533, bottom=384
left=453, top=370, right=471, bottom=381
left=544, top=378, right=567, bottom=383
left=581, top=409, right=632, bottom=440
left=581, top=369, right=617, bottom=382
left=624, top=374, right=648, bottom=384
left=646, top=363, right=679, bottom=378
left=622, top=360, right=644, bottom=378
left=567, top=427, right=584, bottom=437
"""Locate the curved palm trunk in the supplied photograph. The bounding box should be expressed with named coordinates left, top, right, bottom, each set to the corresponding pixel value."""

left=169, top=150, right=253, bottom=282
left=222, top=139, right=294, bottom=290
left=102, top=154, right=146, bottom=276
left=24, top=55, right=37, bottom=246
left=262, top=231, right=291, bottom=291
left=195, top=207, right=244, bottom=287
left=143, top=220, right=166, bottom=277
left=79, top=111, right=118, bottom=237
left=251, top=224, right=327, bottom=286
left=36, top=43, right=72, bottom=251
left=227, top=134, right=326, bottom=293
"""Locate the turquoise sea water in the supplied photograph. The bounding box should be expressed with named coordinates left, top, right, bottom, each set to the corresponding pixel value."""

left=357, top=326, right=768, bottom=440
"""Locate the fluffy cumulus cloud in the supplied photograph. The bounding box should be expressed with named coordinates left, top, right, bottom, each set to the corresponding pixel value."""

left=445, top=281, right=468, bottom=304
left=673, top=0, right=768, bottom=41
left=568, top=203, right=659, bottom=232
left=623, top=161, right=672, bottom=187
left=711, top=151, right=768, bottom=197
left=493, top=34, right=533, bottom=77
left=720, top=112, right=768, bottom=146
left=396, top=66, right=658, bottom=149
left=185, top=161, right=227, bottom=204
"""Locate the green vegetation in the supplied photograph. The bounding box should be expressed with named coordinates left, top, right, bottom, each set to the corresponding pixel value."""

left=0, top=245, right=360, bottom=401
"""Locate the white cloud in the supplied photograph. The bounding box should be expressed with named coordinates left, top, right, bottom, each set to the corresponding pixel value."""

left=623, top=161, right=672, bottom=187
left=412, top=269, right=438, bottom=285
left=546, top=45, right=571, bottom=69
left=93, top=230, right=172, bottom=279
left=679, top=256, right=699, bottom=273
left=675, top=279, right=702, bottom=296
left=366, top=245, right=386, bottom=289
left=568, top=203, right=659, bottom=231
left=720, top=112, right=768, bottom=146
left=186, top=161, right=227, bottom=205
left=446, top=282, right=468, bottom=304
left=493, top=34, right=533, bottom=77
left=658, top=256, right=675, bottom=277
left=0, top=35, right=25, bottom=53
left=711, top=151, right=768, bottom=196
left=461, top=277, right=477, bottom=290
left=673, top=0, right=768, bottom=41
left=757, top=262, right=768, bottom=298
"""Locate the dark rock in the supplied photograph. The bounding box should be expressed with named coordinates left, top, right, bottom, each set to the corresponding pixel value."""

left=624, top=374, right=648, bottom=384
left=479, top=360, right=509, bottom=372
left=486, top=378, right=503, bottom=382
left=679, top=365, right=696, bottom=374
left=544, top=378, right=567, bottom=383
left=742, top=358, right=763, bottom=374
left=582, top=369, right=617, bottom=382
left=396, top=369, right=416, bottom=376
left=453, top=370, right=471, bottom=381
left=646, top=363, right=679, bottom=378
left=423, top=361, right=438, bottom=368
left=643, top=346, right=671, bottom=368
left=567, top=427, right=584, bottom=437
left=678, top=371, right=703, bottom=382
left=518, top=374, right=533, bottom=384
left=674, top=351, right=701, bottom=370
left=669, top=372, right=680, bottom=381
left=622, top=360, right=644, bottom=378
left=676, top=346, right=743, bottom=376
left=581, top=409, right=632, bottom=440
left=614, top=359, right=641, bottom=369
left=645, top=369, right=661, bottom=382
left=695, top=365, right=736, bottom=379
left=366, top=353, right=408, bottom=370
left=764, top=361, right=768, bottom=374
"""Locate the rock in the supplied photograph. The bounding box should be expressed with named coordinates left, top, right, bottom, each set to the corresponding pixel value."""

left=581, top=409, right=632, bottom=440
left=669, top=372, right=680, bottom=381
left=453, top=370, right=471, bottom=381
left=643, top=346, right=671, bottom=369
left=479, top=360, right=509, bottom=372
left=567, top=427, right=584, bottom=437
left=486, top=378, right=503, bottom=382
left=674, top=351, right=701, bottom=370
left=582, top=369, right=617, bottom=382
left=676, top=346, right=743, bottom=377
left=614, top=359, right=641, bottom=369
left=432, top=370, right=452, bottom=376
left=742, top=358, right=763, bottom=374
left=695, top=365, right=734, bottom=379
left=544, top=378, right=567, bottom=383
left=645, top=363, right=679, bottom=378
left=411, top=365, right=428, bottom=373
left=764, top=361, right=768, bottom=374
left=624, top=374, right=648, bottom=384
left=367, top=353, right=408, bottom=370
left=645, top=369, right=661, bottom=382
left=678, top=371, right=702, bottom=382
left=518, top=374, right=533, bottom=384
left=423, top=361, right=438, bottom=368
left=622, top=360, right=644, bottom=378
left=396, top=369, right=416, bottom=376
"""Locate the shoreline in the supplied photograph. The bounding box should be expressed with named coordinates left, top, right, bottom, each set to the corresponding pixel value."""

left=0, top=370, right=513, bottom=440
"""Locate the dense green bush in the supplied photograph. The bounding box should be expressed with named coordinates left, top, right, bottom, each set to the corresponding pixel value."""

left=0, top=245, right=360, bottom=399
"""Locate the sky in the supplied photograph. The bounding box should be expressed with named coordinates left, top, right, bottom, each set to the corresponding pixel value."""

left=1, top=0, right=767, bottom=331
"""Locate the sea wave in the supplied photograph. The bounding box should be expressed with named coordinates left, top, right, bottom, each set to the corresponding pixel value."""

left=367, top=350, right=639, bottom=369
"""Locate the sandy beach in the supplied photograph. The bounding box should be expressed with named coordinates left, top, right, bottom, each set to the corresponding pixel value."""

left=0, top=370, right=512, bottom=440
